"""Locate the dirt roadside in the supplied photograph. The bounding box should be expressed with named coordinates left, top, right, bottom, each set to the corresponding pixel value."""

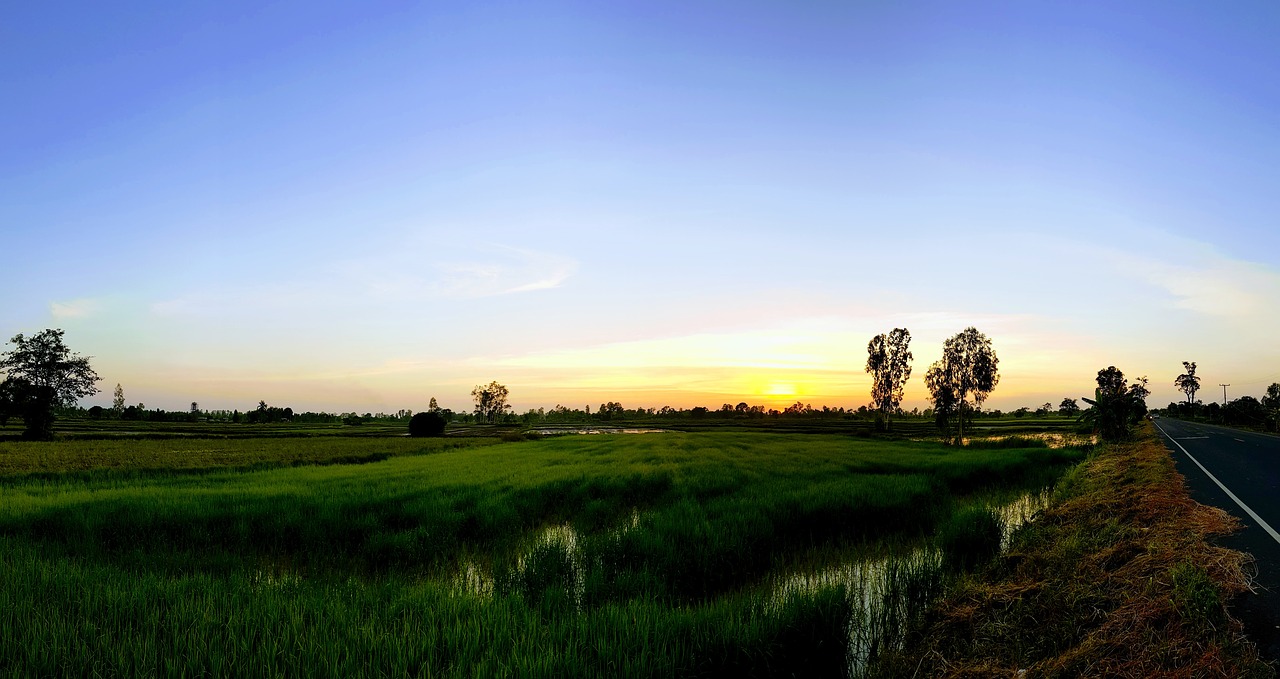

left=875, top=422, right=1275, bottom=678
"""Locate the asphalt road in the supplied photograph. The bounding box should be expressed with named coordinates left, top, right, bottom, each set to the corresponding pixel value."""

left=1152, top=416, right=1280, bottom=662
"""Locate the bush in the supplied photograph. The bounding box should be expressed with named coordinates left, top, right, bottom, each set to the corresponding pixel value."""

left=408, top=411, right=447, bottom=437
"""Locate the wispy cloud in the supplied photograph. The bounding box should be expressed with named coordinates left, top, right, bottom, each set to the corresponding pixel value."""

left=148, top=244, right=578, bottom=319
left=50, top=298, right=100, bottom=319
left=1105, top=238, right=1280, bottom=318
left=342, top=244, right=577, bottom=299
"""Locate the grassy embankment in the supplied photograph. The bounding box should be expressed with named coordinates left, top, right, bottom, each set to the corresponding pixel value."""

left=0, top=431, right=1083, bottom=677
left=875, top=422, right=1273, bottom=677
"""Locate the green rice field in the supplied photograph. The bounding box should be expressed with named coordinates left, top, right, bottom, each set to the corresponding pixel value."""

left=0, top=430, right=1088, bottom=677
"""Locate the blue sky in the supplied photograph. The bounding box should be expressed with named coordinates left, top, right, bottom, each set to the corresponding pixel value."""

left=4, top=1, right=1280, bottom=413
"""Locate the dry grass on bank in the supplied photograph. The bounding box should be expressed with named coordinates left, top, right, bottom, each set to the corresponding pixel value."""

left=877, top=422, right=1274, bottom=678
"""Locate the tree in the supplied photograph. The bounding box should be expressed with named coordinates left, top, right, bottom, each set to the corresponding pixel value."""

left=1059, top=398, right=1080, bottom=417
left=1263, top=383, right=1280, bottom=410
left=1263, top=383, right=1280, bottom=432
left=0, top=377, right=21, bottom=427
left=112, top=383, right=125, bottom=415
left=1224, top=396, right=1266, bottom=427
left=924, top=327, right=999, bottom=443
left=1095, top=366, right=1127, bottom=399
left=1174, top=361, right=1201, bottom=406
left=408, top=411, right=447, bottom=437
left=0, top=329, right=101, bottom=440
left=1080, top=366, right=1148, bottom=442
left=866, top=328, right=913, bottom=431
left=428, top=397, right=440, bottom=412
left=600, top=401, right=624, bottom=420
left=471, top=381, right=511, bottom=424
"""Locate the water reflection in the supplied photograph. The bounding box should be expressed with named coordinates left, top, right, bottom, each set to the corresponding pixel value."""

left=450, top=508, right=643, bottom=608
left=993, top=488, right=1051, bottom=550
left=766, top=490, right=1050, bottom=677
left=445, top=491, right=1050, bottom=676
left=530, top=427, right=671, bottom=436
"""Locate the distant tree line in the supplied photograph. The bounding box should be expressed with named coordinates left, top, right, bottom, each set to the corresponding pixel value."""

left=1156, top=360, right=1280, bottom=431
left=1162, top=384, right=1280, bottom=431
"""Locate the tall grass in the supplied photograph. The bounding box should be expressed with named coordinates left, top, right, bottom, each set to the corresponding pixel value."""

left=0, top=431, right=1086, bottom=676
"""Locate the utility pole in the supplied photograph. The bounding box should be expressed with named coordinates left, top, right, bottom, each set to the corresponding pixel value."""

left=1220, top=384, right=1231, bottom=406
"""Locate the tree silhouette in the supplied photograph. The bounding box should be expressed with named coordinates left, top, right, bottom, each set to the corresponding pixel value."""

left=0, top=377, right=21, bottom=427
left=1263, top=383, right=1280, bottom=409
left=1081, top=366, right=1148, bottom=441
left=112, top=383, right=125, bottom=414
left=1174, top=361, right=1200, bottom=406
left=925, top=327, right=999, bottom=444
left=1059, top=398, right=1080, bottom=417
left=0, top=329, right=101, bottom=440
left=1096, top=366, right=1127, bottom=398
left=472, top=381, right=511, bottom=424
left=409, top=411, right=447, bottom=437
left=1263, top=383, right=1280, bottom=432
left=1263, top=383, right=1280, bottom=410
left=866, top=328, right=913, bottom=431
left=1129, top=376, right=1151, bottom=401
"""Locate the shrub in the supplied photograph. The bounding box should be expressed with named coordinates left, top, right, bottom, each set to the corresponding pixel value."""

left=408, top=411, right=447, bottom=437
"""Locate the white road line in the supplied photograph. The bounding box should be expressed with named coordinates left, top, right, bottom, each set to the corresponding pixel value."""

left=1177, top=436, right=1210, bottom=440
left=1153, top=419, right=1280, bottom=548
left=1235, top=438, right=1245, bottom=442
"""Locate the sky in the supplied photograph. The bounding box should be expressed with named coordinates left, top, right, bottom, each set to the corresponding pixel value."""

left=4, top=1, right=1280, bottom=414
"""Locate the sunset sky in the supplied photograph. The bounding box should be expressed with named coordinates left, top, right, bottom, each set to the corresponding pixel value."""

left=5, top=2, right=1280, bottom=414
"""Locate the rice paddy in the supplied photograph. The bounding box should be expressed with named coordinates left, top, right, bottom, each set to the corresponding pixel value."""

left=0, top=429, right=1087, bottom=677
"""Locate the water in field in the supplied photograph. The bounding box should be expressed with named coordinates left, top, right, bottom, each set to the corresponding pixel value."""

left=529, top=427, right=671, bottom=436
left=442, top=487, right=1050, bottom=677
left=766, top=489, right=1051, bottom=677
left=451, top=509, right=643, bottom=609
left=963, top=432, right=1098, bottom=448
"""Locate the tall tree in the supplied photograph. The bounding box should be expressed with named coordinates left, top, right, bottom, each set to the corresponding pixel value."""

left=1096, top=366, right=1127, bottom=398
left=1174, top=361, right=1201, bottom=406
left=0, top=329, right=101, bottom=440
left=1260, top=383, right=1280, bottom=432
left=112, top=383, right=125, bottom=414
left=471, top=381, right=511, bottom=424
left=1129, top=376, right=1151, bottom=401
left=865, top=327, right=913, bottom=431
left=0, top=377, right=21, bottom=427
left=924, top=327, right=999, bottom=444
left=1081, top=366, right=1148, bottom=441
left=1262, top=383, right=1280, bottom=411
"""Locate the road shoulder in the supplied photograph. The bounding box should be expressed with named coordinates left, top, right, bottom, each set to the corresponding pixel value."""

left=876, top=422, right=1273, bottom=677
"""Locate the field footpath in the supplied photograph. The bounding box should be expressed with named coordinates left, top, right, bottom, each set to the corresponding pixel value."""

left=877, top=422, right=1274, bottom=678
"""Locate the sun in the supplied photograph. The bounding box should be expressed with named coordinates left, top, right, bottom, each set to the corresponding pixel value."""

left=764, top=383, right=797, bottom=398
